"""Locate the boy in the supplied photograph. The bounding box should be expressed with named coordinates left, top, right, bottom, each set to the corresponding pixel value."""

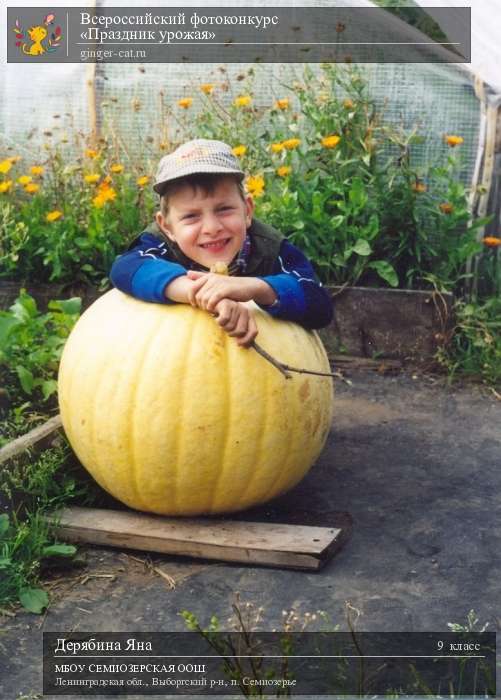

left=110, top=139, right=333, bottom=347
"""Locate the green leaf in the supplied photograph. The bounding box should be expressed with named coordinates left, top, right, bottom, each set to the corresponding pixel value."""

left=42, top=544, right=77, bottom=558
left=48, top=298, right=82, bottom=316
left=368, top=261, right=399, bottom=288
left=0, top=315, right=21, bottom=348
left=348, top=178, right=367, bottom=209
left=330, top=215, right=345, bottom=230
left=0, top=513, right=10, bottom=537
left=16, top=365, right=34, bottom=394
left=19, top=587, right=49, bottom=614
left=352, top=239, right=372, bottom=256
left=42, top=379, right=58, bottom=401
left=10, top=290, right=38, bottom=321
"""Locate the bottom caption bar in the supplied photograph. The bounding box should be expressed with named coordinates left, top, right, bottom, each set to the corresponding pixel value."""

left=43, top=632, right=496, bottom=696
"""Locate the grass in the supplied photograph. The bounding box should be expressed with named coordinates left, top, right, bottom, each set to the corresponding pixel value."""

left=0, top=440, right=99, bottom=613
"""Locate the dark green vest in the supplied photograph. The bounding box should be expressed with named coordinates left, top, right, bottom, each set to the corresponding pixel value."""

left=142, top=218, right=284, bottom=276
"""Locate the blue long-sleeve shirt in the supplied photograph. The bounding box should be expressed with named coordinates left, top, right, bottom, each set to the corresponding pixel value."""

left=110, top=232, right=333, bottom=330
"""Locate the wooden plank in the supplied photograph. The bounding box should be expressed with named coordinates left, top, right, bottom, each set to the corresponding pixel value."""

left=48, top=506, right=343, bottom=571
left=0, top=414, right=62, bottom=466
left=329, top=355, right=402, bottom=371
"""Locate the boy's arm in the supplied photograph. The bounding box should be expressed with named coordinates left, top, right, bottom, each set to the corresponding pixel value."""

left=256, top=240, right=333, bottom=329
left=110, top=233, right=188, bottom=304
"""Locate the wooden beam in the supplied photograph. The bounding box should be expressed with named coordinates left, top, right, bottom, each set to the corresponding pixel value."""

left=0, top=414, right=62, bottom=466
left=48, top=506, right=343, bottom=571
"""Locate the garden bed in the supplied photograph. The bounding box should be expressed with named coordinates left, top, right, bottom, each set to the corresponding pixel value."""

left=321, top=285, right=453, bottom=361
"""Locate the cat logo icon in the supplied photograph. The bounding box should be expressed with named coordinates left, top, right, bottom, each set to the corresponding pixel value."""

left=12, top=13, right=62, bottom=56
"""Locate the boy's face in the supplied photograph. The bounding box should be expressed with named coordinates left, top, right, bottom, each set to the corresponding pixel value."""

left=156, top=177, right=254, bottom=269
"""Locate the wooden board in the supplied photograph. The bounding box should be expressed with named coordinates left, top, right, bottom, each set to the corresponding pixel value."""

left=48, top=506, right=343, bottom=571
left=0, top=414, right=62, bottom=466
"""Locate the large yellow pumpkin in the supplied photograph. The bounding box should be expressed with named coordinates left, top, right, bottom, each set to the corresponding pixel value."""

left=58, top=289, right=334, bottom=515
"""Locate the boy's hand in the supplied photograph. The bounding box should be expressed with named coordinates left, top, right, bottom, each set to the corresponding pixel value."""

left=212, top=299, right=258, bottom=348
left=186, top=271, right=276, bottom=311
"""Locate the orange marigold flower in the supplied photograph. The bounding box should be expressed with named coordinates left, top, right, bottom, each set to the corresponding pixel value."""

left=275, top=98, right=290, bottom=110
left=24, top=183, right=40, bottom=194
left=177, top=97, right=193, bottom=109
left=439, top=202, right=454, bottom=214
left=277, top=166, right=291, bottom=177
left=270, top=142, right=284, bottom=153
left=92, top=187, right=116, bottom=208
left=343, top=99, right=354, bottom=109
left=46, top=210, right=63, bottom=222
left=234, top=95, right=252, bottom=108
left=110, top=164, right=124, bottom=174
left=245, top=174, right=265, bottom=198
left=84, top=174, right=100, bottom=184
left=85, top=149, right=99, bottom=159
left=200, top=83, right=215, bottom=95
left=321, top=135, right=341, bottom=149
left=232, top=145, right=247, bottom=157
left=282, top=138, right=301, bottom=150
left=444, top=135, right=464, bottom=147
left=18, top=175, right=32, bottom=185
left=482, top=236, right=501, bottom=247
left=137, top=175, right=150, bottom=187
left=30, top=165, right=44, bottom=176
left=412, top=181, right=427, bottom=193
left=0, top=159, right=13, bottom=175
left=0, top=180, right=13, bottom=193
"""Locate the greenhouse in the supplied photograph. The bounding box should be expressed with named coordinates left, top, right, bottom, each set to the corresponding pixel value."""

left=0, top=2, right=500, bottom=698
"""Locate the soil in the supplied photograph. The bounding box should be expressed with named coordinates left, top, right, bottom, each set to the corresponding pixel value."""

left=1, top=370, right=500, bottom=699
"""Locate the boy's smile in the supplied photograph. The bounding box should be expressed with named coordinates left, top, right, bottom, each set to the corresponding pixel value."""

left=156, top=177, right=254, bottom=269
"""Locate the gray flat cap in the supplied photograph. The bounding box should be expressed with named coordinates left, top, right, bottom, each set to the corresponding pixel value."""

left=154, top=139, right=245, bottom=194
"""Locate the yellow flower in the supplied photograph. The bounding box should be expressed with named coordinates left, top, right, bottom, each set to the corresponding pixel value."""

left=282, top=138, right=301, bottom=150
left=412, top=181, right=427, bottom=193
left=18, top=175, right=32, bottom=185
left=0, top=180, right=13, bottom=193
left=234, top=95, right=252, bottom=108
left=439, top=202, right=454, bottom=214
left=0, top=159, right=13, bottom=175
left=137, top=175, right=150, bottom=187
left=177, top=98, right=193, bottom=109
left=482, top=236, right=501, bottom=247
left=343, top=99, right=354, bottom=109
left=277, top=166, right=291, bottom=177
left=200, top=83, right=215, bottom=95
left=270, top=142, right=284, bottom=154
left=159, top=142, right=169, bottom=151
left=444, top=135, right=464, bottom=147
left=110, top=164, right=124, bottom=174
left=232, top=145, right=247, bottom=157
left=321, top=135, right=341, bottom=149
left=245, top=174, right=265, bottom=198
left=85, top=149, right=99, bottom=159
left=92, top=187, right=116, bottom=208
left=274, top=98, right=290, bottom=110
left=30, top=165, right=44, bottom=176
left=84, top=174, right=100, bottom=184
left=24, top=183, right=40, bottom=194
left=46, top=210, right=63, bottom=222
